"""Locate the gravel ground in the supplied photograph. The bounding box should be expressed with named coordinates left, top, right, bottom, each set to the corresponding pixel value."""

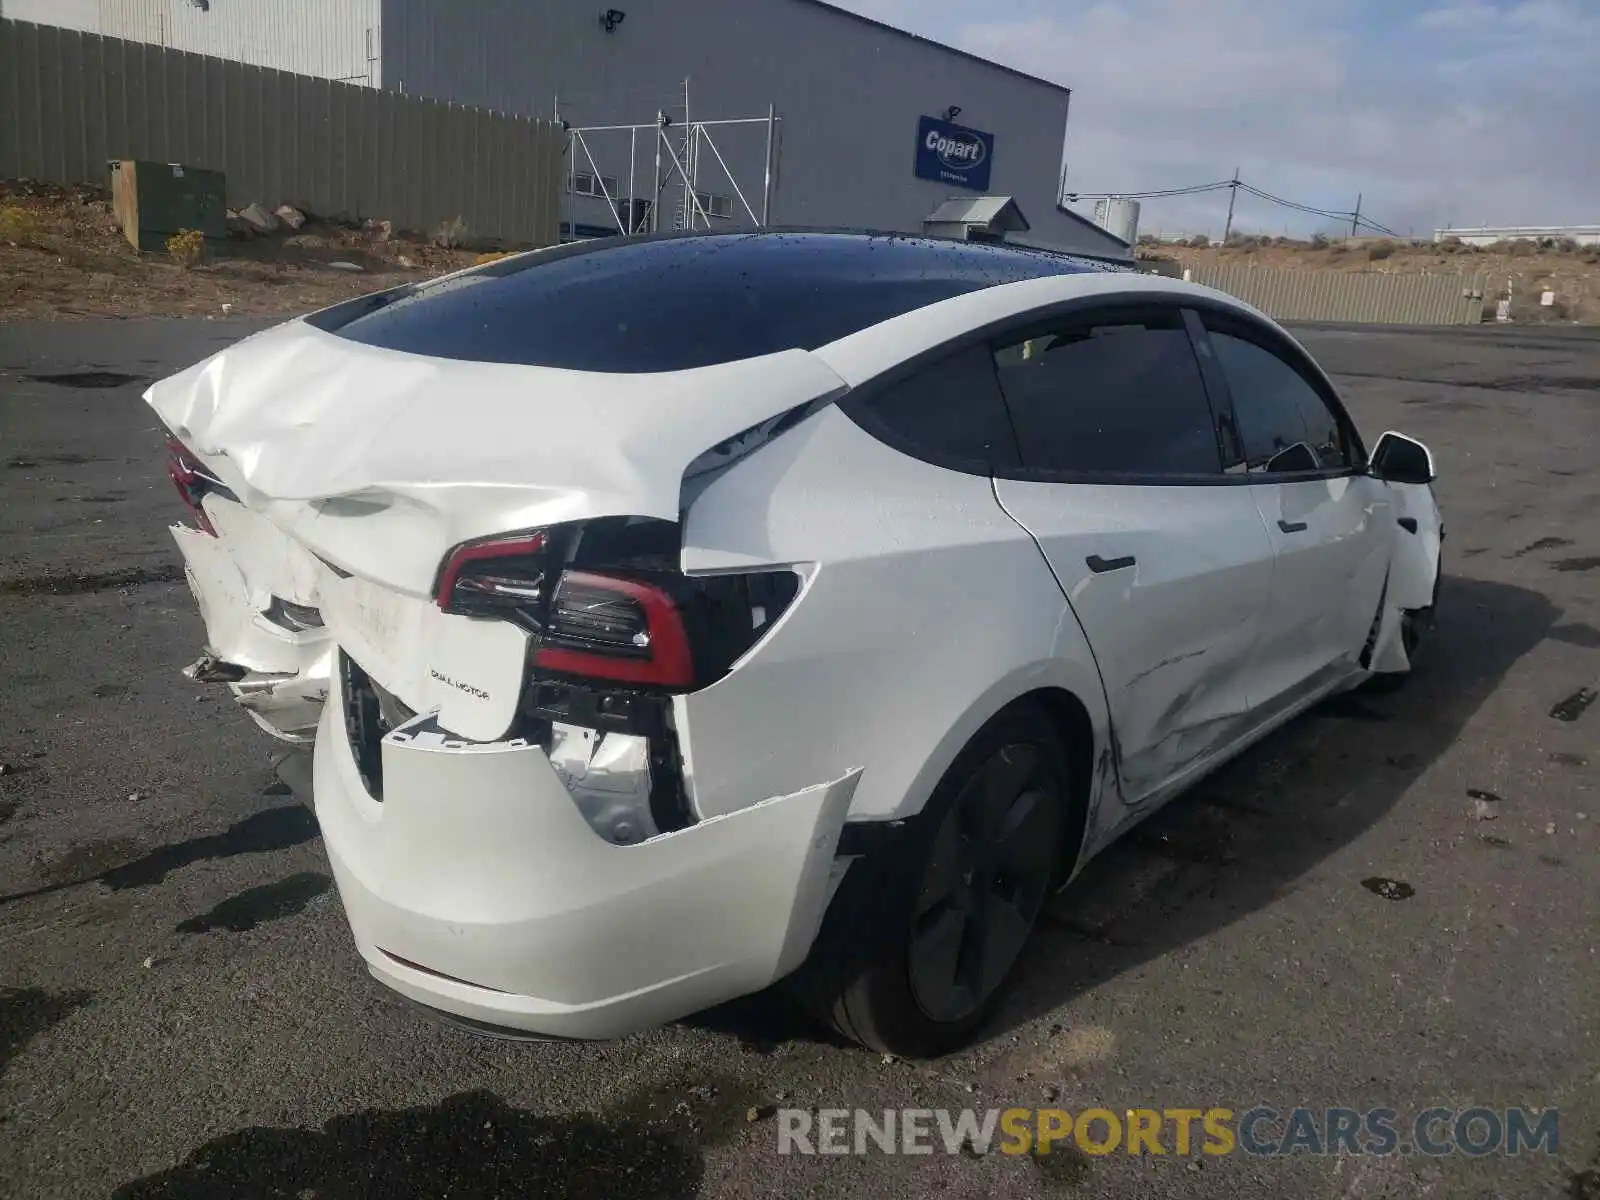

left=1, top=318, right=1597, bottom=1200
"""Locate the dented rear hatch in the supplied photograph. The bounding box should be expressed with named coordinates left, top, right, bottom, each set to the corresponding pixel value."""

left=146, top=306, right=848, bottom=743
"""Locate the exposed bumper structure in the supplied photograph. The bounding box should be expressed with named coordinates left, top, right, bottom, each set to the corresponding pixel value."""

left=171, top=513, right=332, bottom=743
left=313, top=677, right=860, bottom=1040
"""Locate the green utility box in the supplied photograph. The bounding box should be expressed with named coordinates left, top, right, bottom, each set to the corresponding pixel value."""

left=109, top=159, right=227, bottom=252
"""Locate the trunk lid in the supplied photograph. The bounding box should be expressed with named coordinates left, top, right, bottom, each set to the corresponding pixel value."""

left=149, top=317, right=848, bottom=740
left=147, top=319, right=847, bottom=595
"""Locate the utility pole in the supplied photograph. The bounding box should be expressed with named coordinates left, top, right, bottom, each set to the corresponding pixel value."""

left=1222, top=167, right=1239, bottom=244
left=1350, top=193, right=1362, bottom=238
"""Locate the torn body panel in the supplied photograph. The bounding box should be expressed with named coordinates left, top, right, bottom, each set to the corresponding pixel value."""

left=171, top=497, right=333, bottom=742
left=230, top=667, right=331, bottom=744
left=1369, top=479, right=1443, bottom=674
left=315, top=685, right=861, bottom=1040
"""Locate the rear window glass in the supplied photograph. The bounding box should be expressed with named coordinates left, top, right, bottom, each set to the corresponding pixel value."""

left=992, top=310, right=1221, bottom=476
left=318, top=232, right=1117, bottom=373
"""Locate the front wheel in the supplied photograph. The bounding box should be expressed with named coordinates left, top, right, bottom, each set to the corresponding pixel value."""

left=798, top=704, right=1071, bottom=1057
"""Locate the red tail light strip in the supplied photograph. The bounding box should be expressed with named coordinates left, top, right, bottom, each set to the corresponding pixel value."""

left=534, top=571, right=694, bottom=687
left=434, top=531, right=548, bottom=608
left=165, top=437, right=219, bottom=536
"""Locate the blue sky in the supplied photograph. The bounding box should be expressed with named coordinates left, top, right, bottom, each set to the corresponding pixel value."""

left=837, top=0, right=1599, bottom=237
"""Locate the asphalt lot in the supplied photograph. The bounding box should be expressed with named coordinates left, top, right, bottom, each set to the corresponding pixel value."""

left=1, top=317, right=1597, bottom=1199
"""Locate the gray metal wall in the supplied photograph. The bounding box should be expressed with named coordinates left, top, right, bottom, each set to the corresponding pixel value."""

left=0, top=20, right=566, bottom=247
left=1187, top=264, right=1488, bottom=326
left=379, top=0, right=1083, bottom=246
left=2, top=0, right=380, bottom=83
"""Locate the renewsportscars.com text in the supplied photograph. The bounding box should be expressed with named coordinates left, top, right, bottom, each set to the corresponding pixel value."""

left=776, top=1106, right=1559, bottom=1158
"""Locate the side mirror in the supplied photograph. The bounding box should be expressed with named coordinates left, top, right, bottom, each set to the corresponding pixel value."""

left=1370, top=432, right=1435, bottom=485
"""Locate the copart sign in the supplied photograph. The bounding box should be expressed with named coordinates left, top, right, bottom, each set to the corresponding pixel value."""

left=915, top=116, right=995, bottom=191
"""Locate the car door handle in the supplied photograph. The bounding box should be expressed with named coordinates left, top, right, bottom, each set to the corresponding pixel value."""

left=1085, top=554, right=1136, bottom=574
left=1277, top=519, right=1309, bottom=533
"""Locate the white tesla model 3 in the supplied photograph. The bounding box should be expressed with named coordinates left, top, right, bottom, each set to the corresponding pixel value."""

left=150, top=231, right=1442, bottom=1056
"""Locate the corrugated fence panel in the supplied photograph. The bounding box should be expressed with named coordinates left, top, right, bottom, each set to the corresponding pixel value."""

left=0, top=19, right=564, bottom=247
left=1187, top=263, right=1486, bottom=326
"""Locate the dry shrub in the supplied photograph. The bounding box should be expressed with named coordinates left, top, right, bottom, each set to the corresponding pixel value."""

left=472, top=250, right=510, bottom=265
left=0, top=203, right=47, bottom=249
left=1367, top=240, right=1397, bottom=261
left=434, top=215, right=468, bottom=249
left=1509, top=239, right=1537, bottom=257
left=1310, top=233, right=1329, bottom=250
left=1188, top=233, right=1210, bottom=248
left=166, top=228, right=207, bottom=269
left=1555, top=237, right=1581, bottom=254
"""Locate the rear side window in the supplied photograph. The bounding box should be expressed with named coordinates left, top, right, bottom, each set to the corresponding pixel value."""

left=1208, top=331, right=1352, bottom=472
left=846, top=344, right=1018, bottom=473
left=990, top=310, right=1221, bottom=476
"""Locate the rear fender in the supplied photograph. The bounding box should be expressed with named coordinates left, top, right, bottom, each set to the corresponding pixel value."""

left=676, top=405, right=1113, bottom=833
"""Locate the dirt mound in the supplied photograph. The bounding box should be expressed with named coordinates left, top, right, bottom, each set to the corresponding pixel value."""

left=0, top=180, right=483, bottom=320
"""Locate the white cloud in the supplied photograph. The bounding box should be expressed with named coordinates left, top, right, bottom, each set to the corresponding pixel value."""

left=1413, top=4, right=1499, bottom=31
left=839, top=0, right=1600, bottom=237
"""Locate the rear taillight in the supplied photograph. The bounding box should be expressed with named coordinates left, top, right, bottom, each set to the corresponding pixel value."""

left=433, top=531, right=548, bottom=609
left=165, top=436, right=219, bottom=536
left=433, top=520, right=798, bottom=693
left=535, top=571, right=694, bottom=687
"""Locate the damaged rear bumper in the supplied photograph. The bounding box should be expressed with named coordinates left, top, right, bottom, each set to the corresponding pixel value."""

left=171, top=509, right=333, bottom=743
left=313, top=673, right=860, bottom=1040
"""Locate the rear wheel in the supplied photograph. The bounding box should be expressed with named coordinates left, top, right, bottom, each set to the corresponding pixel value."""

left=801, top=704, right=1071, bottom=1057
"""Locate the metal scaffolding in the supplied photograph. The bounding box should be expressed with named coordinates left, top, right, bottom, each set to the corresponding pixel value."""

left=561, top=92, right=779, bottom=239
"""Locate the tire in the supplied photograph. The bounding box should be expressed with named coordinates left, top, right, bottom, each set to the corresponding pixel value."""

left=795, top=703, right=1072, bottom=1057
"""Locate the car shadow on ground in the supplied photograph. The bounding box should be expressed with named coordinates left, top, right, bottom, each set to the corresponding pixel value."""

left=0, top=986, right=94, bottom=1080
left=0, top=803, right=319, bottom=907
left=111, top=1090, right=704, bottom=1200
left=693, top=574, right=1560, bottom=1050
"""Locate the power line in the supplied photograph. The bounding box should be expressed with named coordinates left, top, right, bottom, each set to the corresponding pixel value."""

left=1067, top=173, right=1398, bottom=238
left=1065, top=180, right=1234, bottom=201
left=1236, top=182, right=1351, bottom=221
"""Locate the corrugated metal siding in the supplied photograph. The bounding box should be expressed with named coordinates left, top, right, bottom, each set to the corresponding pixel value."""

left=97, top=0, right=380, bottom=83
left=0, top=19, right=565, bottom=247
left=1186, top=264, right=1488, bottom=326
left=378, top=0, right=1089, bottom=249
left=1, top=0, right=102, bottom=31
left=3, top=0, right=380, bottom=81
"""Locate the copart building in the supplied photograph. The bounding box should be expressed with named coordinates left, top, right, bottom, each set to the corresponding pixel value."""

left=5, top=0, right=1129, bottom=257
